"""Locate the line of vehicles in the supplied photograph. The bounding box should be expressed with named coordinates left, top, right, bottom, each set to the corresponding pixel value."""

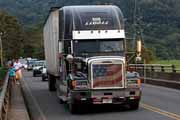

left=21, top=58, right=47, bottom=81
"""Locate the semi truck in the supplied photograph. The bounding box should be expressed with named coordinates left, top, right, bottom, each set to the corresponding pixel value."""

left=43, top=5, right=141, bottom=113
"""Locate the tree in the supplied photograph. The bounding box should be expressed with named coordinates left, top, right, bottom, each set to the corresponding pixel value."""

left=23, top=23, right=44, bottom=59
left=0, top=10, right=24, bottom=62
left=142, top=47, right=156, bottom=63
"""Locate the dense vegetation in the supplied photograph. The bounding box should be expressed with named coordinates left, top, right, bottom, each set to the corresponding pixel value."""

left=0, top=67, right=7, bottom=82
left=0, top=11, right=24, bottom=60
left=0, top=11, right=43, bottom=63
left=151, top=60, right=180, bottom=67
left=0, top=0, right=180, bottom=61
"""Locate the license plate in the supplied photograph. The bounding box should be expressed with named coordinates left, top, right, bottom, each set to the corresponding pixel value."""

left=102, top=99, right=112, bottom=103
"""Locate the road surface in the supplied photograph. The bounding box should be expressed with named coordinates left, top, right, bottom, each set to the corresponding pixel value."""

left=22, top=71, right=180, bottom=120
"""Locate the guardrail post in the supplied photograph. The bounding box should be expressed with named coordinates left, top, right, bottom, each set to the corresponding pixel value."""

left=142, top=65, right=144, bottom=74
left=151, top=66, right=154, bottom=72
left=172, top=65, right=176, bottom=73
left=161, top=66, right=165, bottom=72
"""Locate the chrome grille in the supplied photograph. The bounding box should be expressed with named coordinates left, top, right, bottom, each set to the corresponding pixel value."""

left=92, top=63, right=123, bottom=89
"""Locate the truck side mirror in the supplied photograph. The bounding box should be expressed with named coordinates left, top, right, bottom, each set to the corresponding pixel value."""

left=136, top=39, right=142, bottom=62
left=137, top=40, right=142, bottom=54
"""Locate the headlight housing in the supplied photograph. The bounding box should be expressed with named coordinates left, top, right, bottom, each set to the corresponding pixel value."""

left=126, top=71, right=141, bottom=88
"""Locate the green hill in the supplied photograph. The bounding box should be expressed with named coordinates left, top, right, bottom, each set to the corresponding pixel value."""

left=0, top=0, right=180, bottom=59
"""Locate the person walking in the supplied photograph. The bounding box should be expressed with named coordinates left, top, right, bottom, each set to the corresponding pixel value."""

left=13, top=58, right=23, bottom=83
left=9, top=63, right=16, bottom=85
left=7, top=59, right=12, bottom=68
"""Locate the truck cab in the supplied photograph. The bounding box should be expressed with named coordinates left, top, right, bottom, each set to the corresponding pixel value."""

left=43, top=5, right=141, bottom=113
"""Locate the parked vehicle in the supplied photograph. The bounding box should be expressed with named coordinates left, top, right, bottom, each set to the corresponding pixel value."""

left=43, top=5, right=142, bottom=113
left=32, top=60, right=46, bottom=77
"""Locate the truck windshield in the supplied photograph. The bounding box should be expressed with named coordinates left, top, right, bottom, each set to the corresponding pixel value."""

left=73, top=39, right=124, bottom=56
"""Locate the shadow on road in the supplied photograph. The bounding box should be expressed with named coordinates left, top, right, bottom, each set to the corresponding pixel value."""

left=63, top=104, right=137, bottom=115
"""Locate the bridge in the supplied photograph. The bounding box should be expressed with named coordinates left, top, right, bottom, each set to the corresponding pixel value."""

left=0, top=66, right=180, bottom=120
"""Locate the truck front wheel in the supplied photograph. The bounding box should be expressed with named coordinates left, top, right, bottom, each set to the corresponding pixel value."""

left=69, top=103, right=77, bottom=114
left=48, top=74, right=56, bottom=91
left=129, top=100, right=139, bottom=110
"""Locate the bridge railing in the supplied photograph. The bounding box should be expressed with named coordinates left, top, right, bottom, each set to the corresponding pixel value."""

left=128, top=64, right=180, bottom=73
left=128, top=64, right=180, bottom=89
left=0, top=74, right=10, bottom=120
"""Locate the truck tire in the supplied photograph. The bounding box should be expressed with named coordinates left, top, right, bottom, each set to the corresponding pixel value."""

left=69, top=103, right=77, bottom=114
left=42, top=76, right=45, bottom=81
left=33, top=72, right=36, bottom=77
left=129, top=101, right=139, bottom=110
left=56, top=89, right=64, bottom=104
left=48, top=74, right=56, bottom=91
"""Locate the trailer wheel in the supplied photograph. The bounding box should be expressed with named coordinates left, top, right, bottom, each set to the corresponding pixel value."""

left=48, top=74, right=56, bottom=91
left=129, top=101, right=139, bottom=110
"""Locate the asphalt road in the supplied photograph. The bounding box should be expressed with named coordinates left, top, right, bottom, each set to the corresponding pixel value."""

left=22, top=71, right=180, bottom=120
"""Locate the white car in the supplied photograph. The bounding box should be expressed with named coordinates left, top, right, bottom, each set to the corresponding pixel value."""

left=27, top=59, right=37, bottom=71
left=32, top=60, right=46, bottom=77
left=40, top=67, right=47, bottom=81
left=22, top=64, right=28, bottom=69
left=19, top=58, right=28, bottom=69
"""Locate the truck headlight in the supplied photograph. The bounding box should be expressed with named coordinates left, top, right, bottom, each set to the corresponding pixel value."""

left=71, top=80, right=89, bottom=89
left=127, top=78, right=141, bottom=87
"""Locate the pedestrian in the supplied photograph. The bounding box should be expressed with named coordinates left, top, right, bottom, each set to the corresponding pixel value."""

left=13, top=58, right=23, bottom=83
left=9, top=63, right=16, bottom=85
left=7, top=59, right=12, bottom=68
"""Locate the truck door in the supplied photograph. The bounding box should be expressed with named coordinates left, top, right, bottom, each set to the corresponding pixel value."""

left=58, top=59, right=68, bottom=95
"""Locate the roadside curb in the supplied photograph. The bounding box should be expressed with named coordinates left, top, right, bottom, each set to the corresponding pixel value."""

left=20, top=77, right=47, bottom=120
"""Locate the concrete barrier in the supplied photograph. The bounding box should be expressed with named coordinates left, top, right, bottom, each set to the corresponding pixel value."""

left=20, top=77, right=46, bottom=120
left=134, top=66, right=180, bottom=90
left=141, top=77, right=180, bottom=90
left=146, top=72, right=180, bottom=82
